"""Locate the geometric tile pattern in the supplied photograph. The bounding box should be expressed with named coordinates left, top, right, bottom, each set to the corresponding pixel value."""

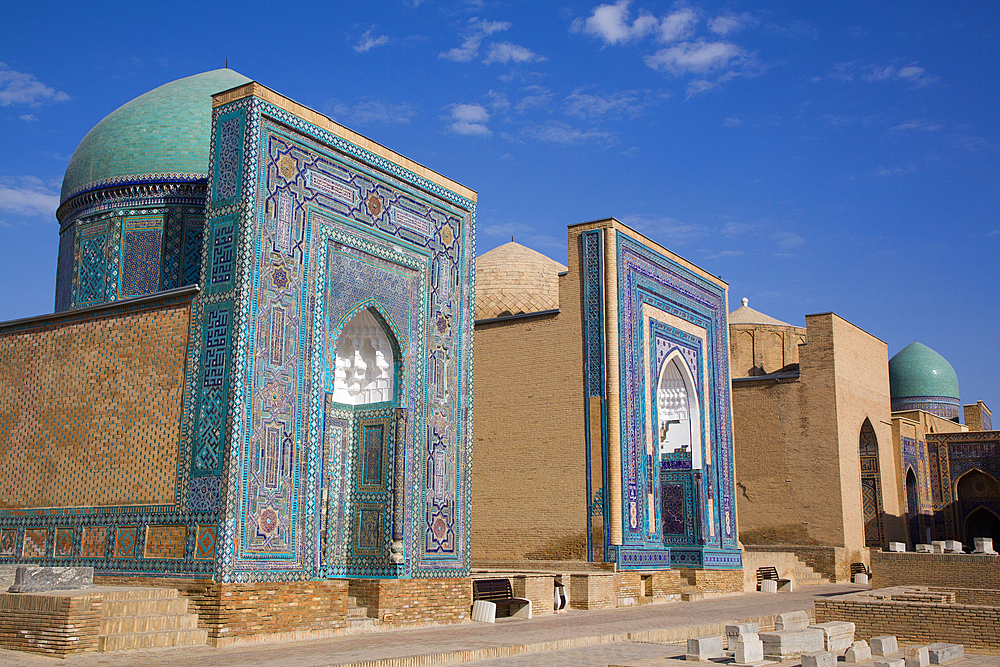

left=121, top=215, right=164, bottom=298
left=23, top=529, right=47, bottom=558
left=194, top=524, right=217, bottom=560
left=55, top=528, right=74, bottom=557
left=860, top=418, right=885, bottom=548
left=0, top=528, right=16, bottom=556
left=114, top=526, right=138, bottom=559
left=80, top=526, right=108, bottom=558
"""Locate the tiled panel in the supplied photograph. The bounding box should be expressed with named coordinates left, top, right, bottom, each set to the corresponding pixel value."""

left=23, top=529, right=47, bottom=558
left=80, top=526, right=108, bottom=558
left=144, top=525, right=187, bottom=559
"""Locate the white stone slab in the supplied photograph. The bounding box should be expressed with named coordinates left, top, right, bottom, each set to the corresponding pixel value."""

left=931, top=541, right=946, bottom=553
left=760, top=629, right=824, bottom=660
left=871, top=636, right=899, bottom=656
left=944, top=540, right=962, bottom=553
left=760, top=579, right=778, bottom=593
left=974, top=537, right=995, bottom=554
left=735, top=637, right=764, bottom=664
left=875, top=659, right=905, bottom=667
left=905, top=646, right=930, bottom=667
left=774, top=610, right=810, bottom=631
left=687, top=635, right=725, bottom=661
left=802, top=651, right=836, bottom=667
left=727, top=622, right=760, bottom=638
left=845, top=641, right=872, bottom=663
left=853, top=573, right=869, bottom=585
left=809, top=621, right=855, bottom=651
left=888, top=542, right=906, bottom=552
left=927, top=643, right=964, bottom=664
left=8, top=566, right=94, bottom=593
left=916, top=544, right=933, bottom=553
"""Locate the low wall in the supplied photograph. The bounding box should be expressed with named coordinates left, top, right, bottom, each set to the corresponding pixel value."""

left=0, top=590, right=103, bottom=656
left=871, top=551, right=1000, bottom=589
left=741, top=550, right=803, bottom=591
left=743, top=544, right=866, bottom=582
left=815, top=586, right=1000, bottom=655
left=348, top=578, right=471, bottom=626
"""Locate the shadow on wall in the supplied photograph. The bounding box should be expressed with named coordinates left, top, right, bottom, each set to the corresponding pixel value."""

left=523, top=534, right=588, bottom=561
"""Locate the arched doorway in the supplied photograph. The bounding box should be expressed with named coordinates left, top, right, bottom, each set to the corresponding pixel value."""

left=965, top=507, right=1000, bottom=544
left=905, top=468, right=920, bottom=546
left=656, top=353, right=702, bottom=469
left=859, top=418, right=885, bottom=548
left=957, top=470, right=1000, bottom=544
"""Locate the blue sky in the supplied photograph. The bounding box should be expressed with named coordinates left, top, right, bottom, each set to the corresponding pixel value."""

left=1, top=1, right=997, bottom=413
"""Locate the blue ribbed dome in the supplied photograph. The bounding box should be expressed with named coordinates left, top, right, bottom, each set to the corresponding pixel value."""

left=60, top=69, right=251, bottom=204
left=889, top=342, right=960, bottom=400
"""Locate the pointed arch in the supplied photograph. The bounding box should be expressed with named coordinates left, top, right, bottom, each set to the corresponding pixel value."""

left=656, top=350, right=703, bottom=470
left=956, top=468, right=1000, bottom=500
left=331, top=306, right=400, bottom=406
left=859, top=417, right=885, bottom=548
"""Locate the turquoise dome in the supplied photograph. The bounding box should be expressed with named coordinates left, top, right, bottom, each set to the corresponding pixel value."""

left=60, top=69, right=251, bottom=204
left=889, top=342, right=960, bottom=400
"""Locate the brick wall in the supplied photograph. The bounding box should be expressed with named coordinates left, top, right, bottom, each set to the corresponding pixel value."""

left=815, top=590, right=1000, bottom=655
left=680, top=567, right=744, bottom=593
left=0, top=591, right=103, bottom=656
left=144, top=525, right=187, bottom=559
left=0, top=296, right=191, bottom=510
left=872, top=551, right=1000, bottom=589
left=348, top=577, right=470, bottom=625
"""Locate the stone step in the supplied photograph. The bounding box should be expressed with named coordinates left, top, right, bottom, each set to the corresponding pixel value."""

left=103, top=597, right=191, bottom=618
left=347, top=605, right=369, bottom=619
left=680, top=585, right=704, bottom=602
left=346, top=617, right=378, bottom=629
left=101, top=613, right=200, bottom=634
left=97, top=628, right=208, bottom=652
left=102, top=587, right=180, bottom=600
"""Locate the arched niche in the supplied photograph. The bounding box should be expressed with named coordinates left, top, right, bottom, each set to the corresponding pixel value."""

left=332, top=308, right=397, bottom=406
left=859, top=417, right=885, bottom=548
left=965, top=506, right=1000, bottom=544
left=656, top=352, right=703, bottom=470
left=957, top=469, right=1000, bottom=500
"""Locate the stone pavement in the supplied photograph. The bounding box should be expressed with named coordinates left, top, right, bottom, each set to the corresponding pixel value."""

left=0, top=583, right=990, bottom=667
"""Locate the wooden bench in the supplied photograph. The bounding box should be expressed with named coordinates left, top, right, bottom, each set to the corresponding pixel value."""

left=756, top=566, right=792, bottom=592
left=472, top=578, right=531, bottom=619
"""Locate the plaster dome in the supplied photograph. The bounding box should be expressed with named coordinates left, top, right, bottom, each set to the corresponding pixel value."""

left=889, top=341, right=960, bottom=419
left=60, top=68, right=251, bottom=205
left=475, top=242, right=567, bottom=320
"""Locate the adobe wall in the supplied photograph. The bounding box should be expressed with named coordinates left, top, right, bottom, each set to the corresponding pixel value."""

left=471, top=245, right=587, bottom=563
left=823, top=313, right=903, bottom=549
left=0, top=295, right=192, bottom=510
left=730, top=322, right=806, bottom=378
left=871, top=551, right=1000, bottom=589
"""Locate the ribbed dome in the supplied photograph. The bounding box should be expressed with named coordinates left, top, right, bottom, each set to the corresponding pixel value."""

left=475, top=242, right=567, bottom=320
left=60, top=69, right=251, bottom=204
left=889, top=342, right=960, bottom=400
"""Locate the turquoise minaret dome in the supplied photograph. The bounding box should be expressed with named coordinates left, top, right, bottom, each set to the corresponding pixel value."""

left=60, top=68, right=251, bottom=204
left=889, top=341, right=961, bottom=420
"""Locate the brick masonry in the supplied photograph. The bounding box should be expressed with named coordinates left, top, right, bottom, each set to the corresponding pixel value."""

left=0, top=590, right=103, bottom=656
left=0, top=301, right=191, bottom=510
left=348, top=577, right=471, bottom=625
left=815, top=586, right=1000, bottom=655
left=144, top=525, right=188, bottom=560
left=871, top=551, right=1000, bottom=589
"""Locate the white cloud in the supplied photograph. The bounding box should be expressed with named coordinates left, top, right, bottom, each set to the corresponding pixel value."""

left=890, top=118, right=942, bottom=133
left=571, top=0, right=658, bottom=45
left=483, top=42, right=545, bottom=65
left=707, top=12, right=756, bottom=36
left=448, top=104, right=491, bottom=135
left=522, top=121, right=613, bottom=144
left=645, top=40, right=745, bottom=75
left=326, top=98, right=417, bottom=124
left=657, top=8, right=699, bottom=43
left=773, top=231, right=805, bottom=248
left=853, top=61, right=939, bottom=88
left=19, top=113, right=38, bottom=121
left=875, top=164, right=919, bottom=176
left=722, top=116, right=743, bottom=127
left=619, top=214, right=709, bottom=245
left=0, top=177, right=60, bottom=218
left=721, top=221, right=756, bottom=237
left=564, top=88, right=657, bottom=118
left=0, top=63, right=69, bottom=106
left=481, top=221, right=565, bottom=254
left=440, top=18, right=511, bottom=62
left=354, top=30, right=390, bottom=53
left=514, top=85, right=553, bottom=112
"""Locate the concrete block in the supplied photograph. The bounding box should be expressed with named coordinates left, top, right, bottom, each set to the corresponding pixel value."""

left=8, top=566, right=94, bottom=593
left=809, top=621, right=855, bottom=651
left=875, top=660, right=905, bottom=667
left=760, top=579, right=777, bottom=593
left=943, top=540, right=962, bottom=553
left=727, top=622, right=760, bottom=638
left=888, top=542, right=906, bottom=552
left=761, top=629, right=824, bottom=660
left=471, top=599, right=496, bottom=623
left=853, top=573, right=869, bottom=585
left=845, top=641, right=872, bottom=663
left=931, top=541, right=946, bottom=553
left=734, top=636, right=764, bottom=664
left=905, top=646, right=930, bottom=667
left=687, top=635, right=725, bottom=661
left=915, top=544, right=933, bottom=553
left=774, top=610, right=810, bottom=631
left=871, top=636, right=899, bottom=656
left=926, top=643, right=964, bottom=664
left=974, top=537, right=996, bottom=554
left=802, top=651, right=836, bottom=667
left=778, top=579, right=794, bottom=592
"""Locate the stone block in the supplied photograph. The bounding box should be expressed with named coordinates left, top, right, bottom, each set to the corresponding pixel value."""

left=871, top=636, right=899, bottom=656
left=974, top=537, right=996, bottom=554
left=875, top=660, right=905, bottom=667
left=760, top=629, right=824, bottom=660
left=845, top=641, right=872, bottom=663
left=687, top=635, right=724, bottom=661
left=734, top=636, right=764, bottom=664
left=943, top=540, right=962, bottom=553
left=727, top=622, right=760, bottom=648
left=888, top=542, right=906, bottom=552
left=809, top=621, right=855, bottom=651
left=926, top=643, right=964, bottom=664
left=8, top=566, right=93, bottom=593
left=802, top=651, right=836, bottom=667
left=915, top=544, right=933, bottom=553
left=853, top=573, right=869, bottom=585
left=774, top=610, right=810, bottom=631
left=905, top=646, right=930, bottom=667
left=931, top=541, right=946, bottom=553
left=760, top=579, right=777, bottom=593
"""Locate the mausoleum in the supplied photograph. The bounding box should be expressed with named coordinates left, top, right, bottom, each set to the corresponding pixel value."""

left=0, top=69, right=476, bottom=642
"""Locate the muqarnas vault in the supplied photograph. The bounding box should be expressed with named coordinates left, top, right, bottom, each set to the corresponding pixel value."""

left=0, top=70, right=475, bottom=636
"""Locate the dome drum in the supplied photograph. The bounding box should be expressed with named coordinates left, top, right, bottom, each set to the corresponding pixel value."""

left=889, top=341, right=961, bottom=422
